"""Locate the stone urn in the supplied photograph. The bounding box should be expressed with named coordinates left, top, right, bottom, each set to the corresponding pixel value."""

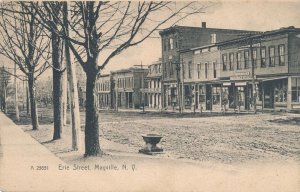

left=139, top=134, right=164, bottom=155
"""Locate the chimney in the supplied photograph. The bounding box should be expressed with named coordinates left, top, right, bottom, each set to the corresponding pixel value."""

left=202, top=22, right=206, bottom=28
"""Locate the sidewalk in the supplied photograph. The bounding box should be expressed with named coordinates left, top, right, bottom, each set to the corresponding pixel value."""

left=0, top=112, right=65, bottom=191
left=1, top=112, right=299, bottom=192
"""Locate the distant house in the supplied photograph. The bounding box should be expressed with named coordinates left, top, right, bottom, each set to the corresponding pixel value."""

left=95, top=74, right=112, bottom=109
left=111, top=67, right=148, bottom=109
left=144, top=59, right=162, bottom=109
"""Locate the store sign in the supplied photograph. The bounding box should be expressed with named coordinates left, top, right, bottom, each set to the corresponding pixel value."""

left=230, top=72, right=255, bottom=81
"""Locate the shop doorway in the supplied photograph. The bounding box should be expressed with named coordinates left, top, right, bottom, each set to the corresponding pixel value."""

left=264, top=84, right=274, bottom=108
left=206, top=85, right=212, bottom=110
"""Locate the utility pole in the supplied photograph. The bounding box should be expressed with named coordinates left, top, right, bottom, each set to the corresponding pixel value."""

left=249, top=36, right=257, bottom=114
left=173, top=60, right=182, bottom=113
left=239, top=33, right=259, bottom=114
left=173, top=58, right=184, bottom=113
left=134, top=62, right=145, bottom=112
left=141, top=62, right=145, bottom=112
left=181, top=57, right=185, bottom=113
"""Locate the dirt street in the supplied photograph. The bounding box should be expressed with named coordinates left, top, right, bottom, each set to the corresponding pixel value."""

left=98, top=111, right=300, bottom=164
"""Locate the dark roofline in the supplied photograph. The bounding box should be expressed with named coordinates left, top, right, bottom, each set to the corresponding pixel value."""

left=159, top=25, right=260, bottom=36
left=179, top=26, right=300, bottom=53
left=111, top=67, right=148, bottom=74
left=218, top=26, right=300, bottom=47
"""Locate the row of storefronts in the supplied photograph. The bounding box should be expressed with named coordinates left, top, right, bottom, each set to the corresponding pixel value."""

left=161, top=26, right=300, bottom=112
left=95, top=25, right=300, bottom=112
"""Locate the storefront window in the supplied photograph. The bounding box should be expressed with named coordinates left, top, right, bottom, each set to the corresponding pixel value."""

left=237, top=87, right=245, bottom=107
left=292, top=78, right=300, bottom=102
left=222, top=87, right=229, bottom=105
left=199, top=85, right=206, bottom=103
left=274, top=80, right=287, bottom=103
left=212, top=87, right=221, bottom=105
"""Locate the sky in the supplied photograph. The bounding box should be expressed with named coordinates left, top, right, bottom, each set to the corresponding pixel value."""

left=1, top=0, right=300, bottom=79
left=103, top=0, right=300, bottom=74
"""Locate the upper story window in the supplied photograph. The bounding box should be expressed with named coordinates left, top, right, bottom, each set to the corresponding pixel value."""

left=197, top=63, right=201, bottom=79
left=229, top=53, right=234, bottom=70
left=163, top=39, right=167, bottom=51
left=269, top=46, right=275, bottom=67
left=205, top=63, right=208, bottom=79
left=169, top=38, right=174, bottom=50
left=222, top=54, right=227, bottom=71
left=213, top=62, right=217, bottom=78
left=188, top=61, right=192, bottom=79
left=182, top=62, right=186, bottom=79
left=244, top=50, right=249, bottom=69
left=210, top=33, right=216, bottom=44
left=261, top=47, right=266, bottom=68
left=169, top=61, right=173, bottom=77
left=158, top=64, right=161, bottom=73
left=164, top=62, right=167, bottom=77
left=236, top=52, right=242, bottom=70
left=252, top=48, right=257, bottom=68
left=278, top=44, right=285, bottom=66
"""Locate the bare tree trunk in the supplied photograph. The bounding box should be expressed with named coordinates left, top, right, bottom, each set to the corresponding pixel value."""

left=63, top=2, right=82, bottom=151
left=14, top=63, right=19, bottom=121
left=52, top=30, right=64, bottom=140
left=84, top=70, right=101, bottom=156
left=26, top=81, right=30, bottom=116
left=3, top=83, right=7, bottom=114
left=63, top=70, right=67, bottom=126
left=28, top=74, right=39, bottom=130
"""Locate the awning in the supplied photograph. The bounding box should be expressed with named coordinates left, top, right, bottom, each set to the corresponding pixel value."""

left=257, top=76, right=289, bottom=82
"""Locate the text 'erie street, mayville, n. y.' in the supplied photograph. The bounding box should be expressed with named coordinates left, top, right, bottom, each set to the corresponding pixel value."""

left=57, top=163, right=136, bottom=172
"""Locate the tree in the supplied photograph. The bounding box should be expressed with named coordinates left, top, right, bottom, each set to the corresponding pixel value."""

left=14, top=62, right=19, bottom=121
left=63, top=2, right=82, bottom=150
left=73, top=1, right=209, bottom=156
left=28, top=1, right=82, bottom=149
left=0, top=66, right=10, bottom=113
left=29, top=2, right=66, bottom=139
left=34, top=1, right=211, bottom=156
left=0, top=2, right=50, bottom=130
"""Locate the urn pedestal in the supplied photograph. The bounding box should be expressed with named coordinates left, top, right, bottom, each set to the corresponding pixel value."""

left=139, top=134, right=164, bottom=155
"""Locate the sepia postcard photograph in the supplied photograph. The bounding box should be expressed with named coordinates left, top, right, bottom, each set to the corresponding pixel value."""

left=0, top=0, right=299, bottom=191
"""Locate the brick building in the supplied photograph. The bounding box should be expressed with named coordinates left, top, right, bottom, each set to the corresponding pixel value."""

left=179, top=26, right=300, bottom=112
left=144, top=59, right=162, bottom=109
left=159, top=22, right=258, bottom=109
